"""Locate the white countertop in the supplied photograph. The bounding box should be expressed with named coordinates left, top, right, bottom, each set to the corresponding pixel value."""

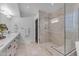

left=0, top=33, right=19, bottom=51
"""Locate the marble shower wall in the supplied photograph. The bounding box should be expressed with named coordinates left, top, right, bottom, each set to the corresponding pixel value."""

left=49, top=15, right=64, bottom=46
left=39, top=11, right=51, bottom=43
left=39, top=10, right=64, bottom=46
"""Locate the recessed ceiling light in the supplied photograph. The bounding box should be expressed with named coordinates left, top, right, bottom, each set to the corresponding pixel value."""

left=51, top=3, right=54, bottom=6
left=26, top=5, right=30, bottom=8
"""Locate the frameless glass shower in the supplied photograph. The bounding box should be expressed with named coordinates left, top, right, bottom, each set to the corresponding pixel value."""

left=38, top=3, right=79, bottom=56
left=38, top=3, right=64, bottom=55
left=65, top=3, right=79, bottom=56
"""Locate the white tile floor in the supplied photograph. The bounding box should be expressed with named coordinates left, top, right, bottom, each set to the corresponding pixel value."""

left=15, top=42, right=64, bottom=56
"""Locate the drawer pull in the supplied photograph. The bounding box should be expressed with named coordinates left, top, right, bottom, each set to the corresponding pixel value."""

left=14, top=46, right=16, bottom=48
left=8, top=45, right=11, bottom=49
left=14, top=40, right=15, bottom=42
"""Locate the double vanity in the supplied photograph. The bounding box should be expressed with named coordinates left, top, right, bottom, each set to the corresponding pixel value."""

left=0, top=33, right=19, bottom=56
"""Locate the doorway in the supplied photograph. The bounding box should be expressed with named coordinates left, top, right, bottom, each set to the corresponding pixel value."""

left=35, top=19, right=38, bottom=43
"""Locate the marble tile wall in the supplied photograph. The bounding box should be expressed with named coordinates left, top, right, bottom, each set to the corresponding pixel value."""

left=49, top=15, right=64, bottom=46
left=48, top=15, right=64, bottom=54
left=39, top=11, right=51, bottom=43
left=39, top=11, right=64, bottom=54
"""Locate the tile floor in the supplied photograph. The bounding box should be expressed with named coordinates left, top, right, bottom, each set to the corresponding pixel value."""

left=15, top=42, right=64, bottom=56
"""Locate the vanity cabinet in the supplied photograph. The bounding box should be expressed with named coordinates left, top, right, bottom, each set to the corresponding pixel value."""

left=0, top=39, right=17, bottom=56
left=0, top=33, right=19, bottom=56
left=7, top=39, right=17, bottom=56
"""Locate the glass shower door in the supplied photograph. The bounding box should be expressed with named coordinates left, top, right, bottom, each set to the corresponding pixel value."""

left=65, top=3, right=79, bottom=56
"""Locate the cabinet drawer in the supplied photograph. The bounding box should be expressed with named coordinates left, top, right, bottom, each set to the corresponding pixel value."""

left=0, top=39, right=18, bottom=56
left=7, top=44, right=12, bottom=49
left=7, top=50, right=12, bottom=56
left=7, top=40, right=17, bottom=56
left=7, top=44, right=12, bottom=56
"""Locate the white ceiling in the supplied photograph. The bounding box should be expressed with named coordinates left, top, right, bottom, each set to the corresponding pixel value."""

left=0, top=3, right=64, bottom=17
left=18, top=3, right=64, bottom=17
